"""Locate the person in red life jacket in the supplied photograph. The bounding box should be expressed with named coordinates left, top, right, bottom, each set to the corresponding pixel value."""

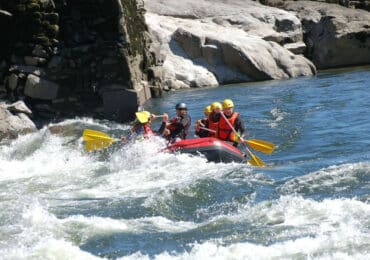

left=195, top=105, right=212, bottom=137
left=207, top=102, right=222, bottom=138
left=218, top=99, right=245, bottom=147
left=164, top=103, right=191, bottom=142
left=124, top=111, right=169, bottom=141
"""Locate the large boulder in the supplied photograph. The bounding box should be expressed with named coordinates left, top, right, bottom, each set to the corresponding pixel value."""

left=173, top=26, right=316, bottom=81
left=282, top=1, right=370, bottom=69
left=144, top=0, right=304, bottom=45
left=0, top=101, right=36, bottom=140
left=24, top=74, right=59, bottom=100
left=145, top=10, right=315, bottom=89
left=144, top=0, right=316, bottom=89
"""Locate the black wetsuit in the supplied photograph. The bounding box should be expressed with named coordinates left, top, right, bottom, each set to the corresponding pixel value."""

left=162, top=114, right=191, bottom=140
left=195, top=118, right=210, bottom=138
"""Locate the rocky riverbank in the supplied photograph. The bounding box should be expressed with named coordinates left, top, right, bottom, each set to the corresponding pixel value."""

left=144, top=0, right=369, bottom=89
left=0, top=0, right=369, bottom=139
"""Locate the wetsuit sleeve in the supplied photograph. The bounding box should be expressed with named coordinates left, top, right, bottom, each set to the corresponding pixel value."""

left=235, top=116, right=246, bottom=136
left=172, top=115, right=191, bottom=129
left=195, top=119, right=209, bottom=137
left=156, top=122, right=167, bottom=135
left=181, top=115, right=191, bottom=139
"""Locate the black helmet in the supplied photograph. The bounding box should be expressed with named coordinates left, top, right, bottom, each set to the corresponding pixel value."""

left=175, top=103, right=187, bottom=110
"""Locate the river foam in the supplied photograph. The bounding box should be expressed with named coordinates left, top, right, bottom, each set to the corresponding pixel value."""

left=1, top=68, right=370, bottom=259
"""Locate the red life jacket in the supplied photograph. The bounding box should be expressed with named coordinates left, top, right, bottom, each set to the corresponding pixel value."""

left=208, top=120, right=218, bottom=137
left=166, top=117, right=179, bottom=132
left=143, top=123, right=154, bottom=137
left=208, top=113, right=219, bottom=137
left=217, top=112, right=239, bottom=142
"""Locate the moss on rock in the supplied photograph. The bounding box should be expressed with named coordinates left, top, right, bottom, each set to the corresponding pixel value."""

left=27, top=3, right=40, bottom=12
left=15, top=4, right=26, bottom=12
left=120, top=0, right=148, bottom=56
left=45, top=23, right=59, bottom=38
left=33, top=34, right=51, bottom=47
left=44, top=13, right=59, bottom=24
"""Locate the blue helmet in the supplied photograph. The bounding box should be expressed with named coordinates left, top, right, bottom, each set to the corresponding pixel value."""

left=175, top=103, right=187, bottom=110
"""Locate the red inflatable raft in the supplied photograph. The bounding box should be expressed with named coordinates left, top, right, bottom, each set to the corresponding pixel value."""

left=167, top=137, right=246, bottom=163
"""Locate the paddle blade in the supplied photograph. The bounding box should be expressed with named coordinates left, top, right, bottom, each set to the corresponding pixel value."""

left=135, top=111, right=151, bottom=123
left=82, top=129, right=116, bottom=152
left=247, top=150, right=266, bottom=167
left=246, top=139, right=275, bottom=154
left=83, top=129, right=114, bottom=142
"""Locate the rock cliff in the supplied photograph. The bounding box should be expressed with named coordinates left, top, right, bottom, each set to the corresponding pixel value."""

left=0, top=0, right=159, bottom=125
left=144, top=0, right=317, bottom=90
left=144, top=0, right=369, bottom=89
left=278, top=1, right=370, bottom=69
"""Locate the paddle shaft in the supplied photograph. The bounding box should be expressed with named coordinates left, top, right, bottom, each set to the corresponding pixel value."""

left=199, top=126, right=216, bottom=133
left=219, top=112, right=243, bottom=141
left=201, top=124, right=252, bottom=154
left=219, top=112, right=265, bottom=166
left=199, top=127, right=274, bottom=154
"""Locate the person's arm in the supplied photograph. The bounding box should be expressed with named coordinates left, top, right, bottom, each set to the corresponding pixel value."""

left=235, top=116, right=246, bottom=142
left=195, top=119, right=209, bottom=137
left=182, top=115, right=191, bottom=138
left=236, top=117, right=245, bottom=135
left=156, top=113, right=168, bottom=135
left=171, top=115, right=190, bottom=128
left=156, top=122, right=166, bottom=135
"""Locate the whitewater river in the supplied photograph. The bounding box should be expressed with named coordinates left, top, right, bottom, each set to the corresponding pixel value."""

left=1, top=67, right=369, bottom=259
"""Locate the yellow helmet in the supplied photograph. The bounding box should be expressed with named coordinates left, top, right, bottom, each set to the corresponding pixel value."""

left=211, top=102, right=222, bottom=111
left=204, top=105, right=212, bottom=114
left=135, top=111, right=151, bottom=123
left=222, top=99, right=234, bottom=109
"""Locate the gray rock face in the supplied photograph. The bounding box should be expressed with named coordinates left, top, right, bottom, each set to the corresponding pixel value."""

left=8, top=73, right=18, bottom=91
left=0, top=9, right=13, bottom=59
left=174, top=27, right=316, bottom=80
left=101, top=83, right=152, bottom=122
left=0, top=0, right=160, bottom=123
left=282, top=1, right=370, bottom=69
left=145, top=0, right=303, bottom=44
left=0, top=101, right=36, bottom=140
left=144, top=0, right=316, bottom=89
left=24, top=74, right=59, bottom=100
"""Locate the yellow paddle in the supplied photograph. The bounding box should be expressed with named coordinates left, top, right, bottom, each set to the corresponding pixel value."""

left=245, top=146, right=266, bottom=167
left=219, top=112, right=266, bottom=167
left=198, top=127, right=274, bottom=155
left=135, top=111, right=151, bottom=123
left=135, top=111, right=165, bottom=124
left=83, top=111, right=166, bottom=152
left=82, top=129, right=118, bottom=152
left=245, top=139, right=274, bottom=155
